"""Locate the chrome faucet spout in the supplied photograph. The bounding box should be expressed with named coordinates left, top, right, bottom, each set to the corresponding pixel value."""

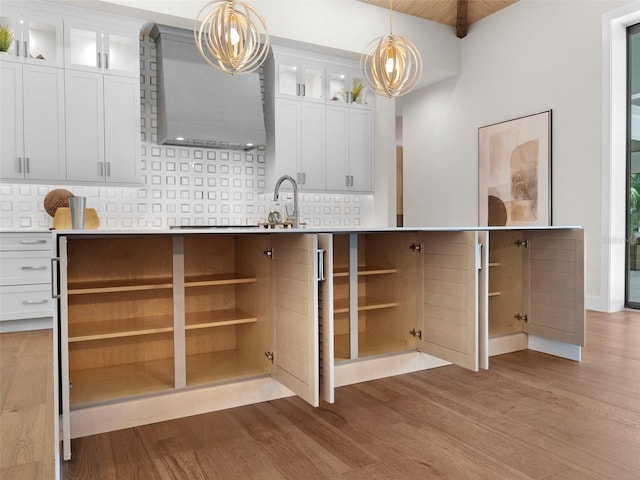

left=273, top=175, right=300, bottom=228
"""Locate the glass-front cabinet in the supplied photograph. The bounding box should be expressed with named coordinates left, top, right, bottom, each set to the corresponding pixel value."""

left=276, top=56, right=324, bottom=103
left=64, top=22, right=139, bottom=77
left=326, top=66, right=370, bottom=109
left=0, top=10, right=63, bottom=67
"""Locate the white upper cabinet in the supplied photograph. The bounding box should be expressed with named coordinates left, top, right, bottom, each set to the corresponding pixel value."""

left=64, top=21, right=139, bottom=78
left=276, top=55, right=324, bottom=103
left=0, top=7, right=63, bottom=68
left=326, top=66, right=370, bottom=110
left=0, top=62, right=66, bottom=181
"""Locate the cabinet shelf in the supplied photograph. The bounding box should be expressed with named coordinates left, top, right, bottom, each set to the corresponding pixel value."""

left=70, top=358, right=174, bottom=407
left=68, top=277, right=173, bottom=295
left=333, top=266, right=398, bottom=278
left=488, top=292, right=502, bottom=297
left=186, top=309, right=258, bottom=330
left=334, top=296, right=399, bottom=314
left=68, top=314, right=174, bottom=342
left=334, top=332, right=412, bottom=361
left=185, top=273, right=257, bottom=287
left=488, top=262, right=501, bottom=267
left=186, top=349, right=268, bottom=386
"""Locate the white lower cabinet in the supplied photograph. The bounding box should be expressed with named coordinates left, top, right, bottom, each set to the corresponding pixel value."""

left=0, top=62, right=66, bottom=181
left=0, top=232, right=54, bottom=332
left=65, top=71, right=140, bottom=183
left=56, top=233, right=323, bottom=460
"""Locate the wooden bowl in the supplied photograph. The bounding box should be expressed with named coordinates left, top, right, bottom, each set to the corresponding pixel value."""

left=53, top=208, right=100, bottom=230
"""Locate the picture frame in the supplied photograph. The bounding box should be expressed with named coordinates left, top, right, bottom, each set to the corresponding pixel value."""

left=478, top=110, right=552, bottom=226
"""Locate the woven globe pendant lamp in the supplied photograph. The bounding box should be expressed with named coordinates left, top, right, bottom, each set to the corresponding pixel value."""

left=361, top=0, right=422, bottom=97
left=194, top=0, right=270, bottom=75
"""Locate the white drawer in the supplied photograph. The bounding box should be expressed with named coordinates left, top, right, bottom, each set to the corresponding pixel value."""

left=0, top=252, right=52, bottom=286
left=0, top=285, right=53, bottom=321
left=0, top=232, right=53, bottom=252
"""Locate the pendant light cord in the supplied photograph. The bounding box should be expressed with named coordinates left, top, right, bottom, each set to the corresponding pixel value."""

left=389, top=0, right=393, bottom=35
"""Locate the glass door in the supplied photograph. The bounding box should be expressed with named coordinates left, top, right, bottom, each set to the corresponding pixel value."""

left=626, top=23, right=640, bottom=307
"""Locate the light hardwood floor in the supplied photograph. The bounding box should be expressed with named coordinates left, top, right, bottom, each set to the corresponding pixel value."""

left=2, top=310, right=639, bottom=479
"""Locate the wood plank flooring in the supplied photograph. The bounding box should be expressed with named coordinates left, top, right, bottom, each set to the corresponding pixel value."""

left=2, top=310, right=640, bottom=479
left=0, top=329, right=55, bottom=480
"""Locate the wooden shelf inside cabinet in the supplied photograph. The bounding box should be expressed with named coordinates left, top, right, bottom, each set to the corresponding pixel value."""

left=334, top=332, right=412, bottom=361
left=186, top=309, right=258, bottom=330
left=357, top=266, right=398, bottom=276
left=333, top=267, right=349, bottom=278
left=186, top=349, right=268, bottom=386
left=334, top=296, right=398, bottom=314
left=185, top=273, right=257, bottom=287
left=488, top=262, right=501, bottom=267
left=68, top=314, right=174, bottom=342
left=67, top=277, right=173, bottom=295
left=488, top=292, right=502, bottom=297
left=69, top=358, right=174, bottom=406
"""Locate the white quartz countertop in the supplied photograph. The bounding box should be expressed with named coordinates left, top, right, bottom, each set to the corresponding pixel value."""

left=47, top=225, right=584, bottom=236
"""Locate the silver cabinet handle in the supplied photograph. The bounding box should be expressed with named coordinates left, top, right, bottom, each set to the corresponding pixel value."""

left=17, top=157, right=22, bottom=174
left=23, top=41, right=28, bottom=58
left=23, top=299, right=49, bottom=305
left=296, top=84, right=300, bottom=96
left=51, top=257, right=60, bottom=299
left=97, top=52, right=102, bottom=68
left=16, top=40, right=19, bottom=57
left=20, top=239, right=47, bottom=244
left=350, top=175, right=354, bottom=187
left=301, top=172, right=306, bottom=185
left=98, top=162, right=104, bottom=177
left=106, top=162, right=111, bottom=177
left=346, top=175, right=350, bottom=187
left=25, top=157, right=30, bottom=174
left=301, top=84, right=306, bottom=97
left=104, top=52, right=109, bottom=69
left=21, top=265, right=48, bottom=270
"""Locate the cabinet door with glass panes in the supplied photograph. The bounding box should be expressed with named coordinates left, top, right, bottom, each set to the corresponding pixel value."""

left=64, top=21, right=139, bottom=78
left=326, top=65, right=370, bottom=110
left=0, top=8, right=63, bottom=67
left=274, top=54, right=324, bottom=104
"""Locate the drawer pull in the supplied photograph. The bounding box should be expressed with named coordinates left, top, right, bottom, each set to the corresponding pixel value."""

left=19, top=240, right=47, bottom=245
left=22, top=299, right=49, bottom=305
left=21, top=265, right=48, bottom=271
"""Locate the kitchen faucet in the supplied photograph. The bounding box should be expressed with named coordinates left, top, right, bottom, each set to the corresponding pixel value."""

left=273, top=175, right=299, bottom=228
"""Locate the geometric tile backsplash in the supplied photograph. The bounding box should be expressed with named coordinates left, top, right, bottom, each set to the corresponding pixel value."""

left=0, top=36, right=374, bottom=230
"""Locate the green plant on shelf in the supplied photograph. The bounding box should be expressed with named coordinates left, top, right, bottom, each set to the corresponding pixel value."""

left=0, top=24, right=14, bottom=53
left=352, top=82, right=365, bottom=103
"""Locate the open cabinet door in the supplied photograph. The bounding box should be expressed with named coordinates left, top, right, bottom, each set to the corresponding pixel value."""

left=417, top=231, right=479, bottom=371
left=58, top=236, right=72, bottom=460
left=524, top=229, right=585, bottom=346
left=317, top=234, right=335, bottom=404
left=270, top=234, right=319, bottom=407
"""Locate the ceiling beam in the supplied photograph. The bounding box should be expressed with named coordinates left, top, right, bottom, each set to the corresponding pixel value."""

left=456, top=0, right=469, bottom=38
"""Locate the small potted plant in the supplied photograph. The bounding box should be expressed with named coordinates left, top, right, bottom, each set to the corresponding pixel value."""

left=352, top=82, right=365, bottom=104
left=0, top=24, right=14, bottom=54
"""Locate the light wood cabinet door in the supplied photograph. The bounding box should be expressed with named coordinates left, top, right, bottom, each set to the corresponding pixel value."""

left=270, top=234, right=319, bottom=407
left=417, top=231, right=479, bottom=371
left=523, top=229, right=585, bottom=346
left=317, top=234, right=335, bottom=404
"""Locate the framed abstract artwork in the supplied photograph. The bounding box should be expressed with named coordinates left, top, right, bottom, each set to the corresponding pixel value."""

left=478, top=110, right=552, bottom=226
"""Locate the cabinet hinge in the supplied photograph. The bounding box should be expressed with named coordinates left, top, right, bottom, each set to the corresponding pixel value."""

left=265, top=351, right=274, bottom=363
left=514, top=239, right=529, bottom=248
left=409, top=243, right=422, bottom=253
left=264, top=248, right=273, bottom=259
left=514, top=313, right=528, bottom=323
left=409, top=328, right=422, bottom=339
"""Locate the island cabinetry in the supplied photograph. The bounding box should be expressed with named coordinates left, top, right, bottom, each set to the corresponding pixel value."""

left=484, top=228, right=585, bottom=364
left=182, top=235, right=271, bottom=387
left=57, top=232, right=323, bottom=460
left=332, top=231, right=480, bottom=371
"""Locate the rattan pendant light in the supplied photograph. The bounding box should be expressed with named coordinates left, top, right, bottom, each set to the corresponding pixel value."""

left=194, top=0, right=270, bottom=75
left=361, top=0, right=422, bottom=97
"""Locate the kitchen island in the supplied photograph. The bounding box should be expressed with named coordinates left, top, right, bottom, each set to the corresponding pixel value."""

left=52, top=226, right=584, bottom=462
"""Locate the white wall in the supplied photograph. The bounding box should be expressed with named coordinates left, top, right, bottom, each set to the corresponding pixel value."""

left=402, top=0, right=631, bottom=310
